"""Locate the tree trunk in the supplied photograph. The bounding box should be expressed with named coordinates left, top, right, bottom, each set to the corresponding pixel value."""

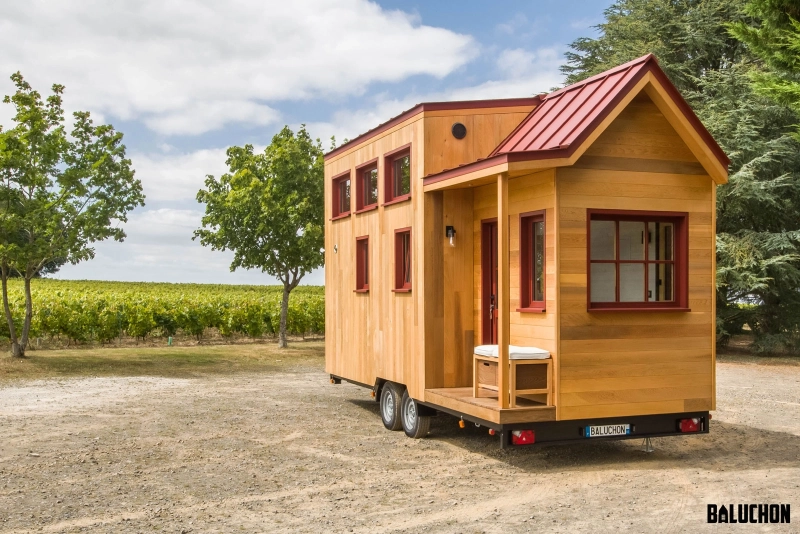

left=1, top=264, right=22, bottom=358
left=20, top=276, right=33, bottom=355
left=278, top=282, right=290, bottom=348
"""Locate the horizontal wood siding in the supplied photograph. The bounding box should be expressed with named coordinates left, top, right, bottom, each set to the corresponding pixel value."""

left=556, top=94, right=715, bottom=420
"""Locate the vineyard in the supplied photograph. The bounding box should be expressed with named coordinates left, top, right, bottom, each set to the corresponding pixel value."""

left=0, top=280, right=324, bottom=346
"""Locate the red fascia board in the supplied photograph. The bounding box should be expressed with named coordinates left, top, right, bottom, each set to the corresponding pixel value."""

left=324, top=97, right=541, bottom=160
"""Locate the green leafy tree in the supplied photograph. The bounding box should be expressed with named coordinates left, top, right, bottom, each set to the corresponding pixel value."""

left=562, top=0, right=800, bottom=352
left=194, top=125, right=324, bottom=348
left=0, top=73, right=145, bottom=357
left=730, top=1, right=800, bottom=139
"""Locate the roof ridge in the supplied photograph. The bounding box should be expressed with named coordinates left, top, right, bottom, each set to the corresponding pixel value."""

left=544, top=53, right=655, bottom=99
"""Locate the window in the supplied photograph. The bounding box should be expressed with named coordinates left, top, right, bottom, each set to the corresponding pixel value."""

left=355, top=160, right=379, bottom=212
left=355, top=236, right=369, bottom=292
left=519, top=211, right=546, bottom=311
left=393, top=228, right=412, bottom=291
left=384, top=144, right=411, bottom=204
left=587, top=210, right=688, bottom=310
left=331, top=172, right=351, bottom=219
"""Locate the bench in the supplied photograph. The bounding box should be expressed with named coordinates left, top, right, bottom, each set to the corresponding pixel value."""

left=473, top=345, right=552, bottom=408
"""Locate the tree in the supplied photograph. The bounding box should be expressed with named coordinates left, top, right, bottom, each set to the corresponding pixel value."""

left=0, top=73, right=145, bottom=357
left=562, top=0, right=800, bottom=352
left=730, top=1, right=800, bottom=139
left=194, top=125, right=324, bottom=348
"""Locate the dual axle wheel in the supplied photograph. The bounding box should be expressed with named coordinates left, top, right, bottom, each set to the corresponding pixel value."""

left=379, top=382, right=431, bottom=438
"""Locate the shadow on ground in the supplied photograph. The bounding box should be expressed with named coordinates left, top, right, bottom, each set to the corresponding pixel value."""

left=347, top=398, right=800, bottom=474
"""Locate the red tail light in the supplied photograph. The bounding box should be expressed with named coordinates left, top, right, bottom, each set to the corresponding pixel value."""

left=679, top=418, right=701, bottom=432
left=511, top=430, right=535, bottom=445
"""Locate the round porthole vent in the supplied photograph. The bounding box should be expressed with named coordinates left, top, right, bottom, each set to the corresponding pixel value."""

left=451, top=122, right=467, bottom=140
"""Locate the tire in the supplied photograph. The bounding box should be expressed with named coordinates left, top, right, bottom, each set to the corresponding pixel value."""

left=400, top=390, right=431, bottom=439
left=380, top=382, right=404, bottom=431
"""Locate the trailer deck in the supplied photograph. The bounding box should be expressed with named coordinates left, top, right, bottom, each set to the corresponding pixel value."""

left=425, top=387, right=555, bottom=425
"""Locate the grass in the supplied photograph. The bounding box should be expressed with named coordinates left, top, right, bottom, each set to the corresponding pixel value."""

left=0, top=341, right=325, bottom=383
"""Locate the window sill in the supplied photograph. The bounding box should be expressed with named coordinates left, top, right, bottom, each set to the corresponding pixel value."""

left=384, top=195, right=411, bottom=207
left=517, top=307, right=546, bottom=313
left=588, top=306, right=691, bottom=313
left=330, top=212, right=351, bottom=221
left=392, top=288, right=412, bottom=293
left=355, top=205, right=378, bottom=215
left=353, top=289, right=369, bottom=293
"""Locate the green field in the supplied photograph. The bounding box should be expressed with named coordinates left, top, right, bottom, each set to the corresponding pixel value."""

left=0, top=279, right=324, bottom=345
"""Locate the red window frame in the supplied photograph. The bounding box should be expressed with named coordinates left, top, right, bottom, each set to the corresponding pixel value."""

left=384, top=143, right=411, bottom=206
left=519, top=210, right=546, bottom=312
left=331, top=171, right=351, bottom=220
left=393, top=227, right=412, bottom=292
left=355, top=236, right=369, bottom=292
left=586, top=209, right=689, bottom=311
left=355, top=158, right=379, bottom=213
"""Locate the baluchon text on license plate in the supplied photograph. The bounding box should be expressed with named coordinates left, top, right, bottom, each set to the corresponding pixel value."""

left=584, top=424, right=631, bottom=438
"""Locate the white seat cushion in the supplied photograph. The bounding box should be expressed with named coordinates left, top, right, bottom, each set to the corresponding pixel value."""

left=474, top=345, right=550, bottom=360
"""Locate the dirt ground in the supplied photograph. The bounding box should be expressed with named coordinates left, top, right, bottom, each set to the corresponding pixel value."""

left=0, top=353, right=798, bottom=533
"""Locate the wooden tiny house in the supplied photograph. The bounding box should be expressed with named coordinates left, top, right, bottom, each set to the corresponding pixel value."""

left=325, top=55, right=728, bottom=446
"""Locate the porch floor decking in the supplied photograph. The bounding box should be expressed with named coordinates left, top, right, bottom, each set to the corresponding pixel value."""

left=424, top=387, right=556, bottom=425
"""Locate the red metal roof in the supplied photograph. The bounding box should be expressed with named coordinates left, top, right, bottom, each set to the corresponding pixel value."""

left=488, top=54, right=729, bottom=168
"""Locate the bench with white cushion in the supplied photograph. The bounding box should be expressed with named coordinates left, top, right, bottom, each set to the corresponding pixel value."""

left=473, top=345, right=552, bottom=407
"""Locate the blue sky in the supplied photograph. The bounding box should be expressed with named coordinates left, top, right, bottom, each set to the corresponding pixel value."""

left=0, top=0, right=608, bottom=285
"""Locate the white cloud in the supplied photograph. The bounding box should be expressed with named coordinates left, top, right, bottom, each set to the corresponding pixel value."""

left=52, top=208, right=324, bottom=285
left=131, top=148, right=231, bottom=204
left=307, top=46, right=565, bottom=144
left=0, top=0, right=475, bottom=136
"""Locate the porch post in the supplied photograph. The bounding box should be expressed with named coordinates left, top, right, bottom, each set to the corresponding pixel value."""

left=497, top=172, right=510, bottom=409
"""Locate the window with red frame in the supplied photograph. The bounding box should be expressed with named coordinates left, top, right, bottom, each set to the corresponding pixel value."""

left=394, top=229, right=411, bottom=291
left=588, top=210, right=688, bottom=310
left=356, top=164, right=378, bottom=211
left=519, top=211, right=545, bottom=310
left=355, top=236, right=369, bottom=291
left=331, top=173, right=351, bottom=219
left=384, top=147, right=411, bottom=203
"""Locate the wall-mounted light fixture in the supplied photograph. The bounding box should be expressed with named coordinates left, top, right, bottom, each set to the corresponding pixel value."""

left=446, top=226, right=456, bottom=247
left=334, top=244, right=338, bottom=254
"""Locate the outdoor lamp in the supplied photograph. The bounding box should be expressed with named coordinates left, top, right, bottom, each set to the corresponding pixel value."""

left=446, top=226, right=456, bottom=247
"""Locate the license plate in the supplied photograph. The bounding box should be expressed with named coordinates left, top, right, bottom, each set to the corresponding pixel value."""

left=585, top=424, right=631, bottom=438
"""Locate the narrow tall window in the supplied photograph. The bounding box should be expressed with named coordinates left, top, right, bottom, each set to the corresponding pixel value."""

left=356, top=236, right=369, bottom=292
left=331, top=172, right=351, bottom=219
left=394, top=228, right=412, bottom=291
left=356, top=162, right=378, bottom=212
left=384, top=145, right=411, bottom=204
left=519, top=211, right=546, bottom=311
left=588, top=210, right=687, bottom=310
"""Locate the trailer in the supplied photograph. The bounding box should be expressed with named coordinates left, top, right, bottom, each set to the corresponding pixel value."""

left=324, top=54, right=727, bottom=447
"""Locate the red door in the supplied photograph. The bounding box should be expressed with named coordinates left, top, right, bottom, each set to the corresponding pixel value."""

left=481, top=220, right=498, bottom=344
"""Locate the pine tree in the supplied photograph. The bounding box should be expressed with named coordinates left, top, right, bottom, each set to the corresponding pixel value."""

left=562, top=0, right=800, bottom=352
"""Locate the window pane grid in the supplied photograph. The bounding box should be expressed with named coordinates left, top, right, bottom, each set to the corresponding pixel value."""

left=590, top=218, right=676, bottom=304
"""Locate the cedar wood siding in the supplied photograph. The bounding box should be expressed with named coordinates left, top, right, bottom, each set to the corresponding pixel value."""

left=555, top=93, right=715, bottom=420
left=324, top=105, right=535, bottom=400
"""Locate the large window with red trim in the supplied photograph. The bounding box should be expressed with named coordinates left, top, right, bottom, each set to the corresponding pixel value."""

left=393, top=228, right=411, bottom=291
left=355, top=236, right=369, bottom=292
left=519, top=211, right=546, bottom=311
left=588, top=210, right=688, bottom=310
left=355, top=160, right=378, bottom=212
left=384, top=145, right=411, bottom=204
left=331, top=172, right=351, bottom=219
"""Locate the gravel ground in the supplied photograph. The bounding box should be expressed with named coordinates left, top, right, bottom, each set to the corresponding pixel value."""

left=0, top=357, right=798, bottom=533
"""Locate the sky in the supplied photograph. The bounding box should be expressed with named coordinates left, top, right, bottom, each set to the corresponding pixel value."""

left=0, top=0, right=608, bottom=286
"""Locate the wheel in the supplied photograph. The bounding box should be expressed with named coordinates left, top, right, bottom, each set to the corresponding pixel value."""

left=380, top=382, right=403, bottom=431
left=400, top=390, right=431, bottom=439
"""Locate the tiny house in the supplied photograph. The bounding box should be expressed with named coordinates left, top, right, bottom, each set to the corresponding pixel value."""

left=324, top=55, right=727, bottom=447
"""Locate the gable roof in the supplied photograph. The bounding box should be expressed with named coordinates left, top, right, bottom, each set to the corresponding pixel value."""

left=424, top=54, right=729, bottom=187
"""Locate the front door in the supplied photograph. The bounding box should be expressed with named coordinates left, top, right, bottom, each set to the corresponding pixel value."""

left=481, top=220, right=498, bottom=344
